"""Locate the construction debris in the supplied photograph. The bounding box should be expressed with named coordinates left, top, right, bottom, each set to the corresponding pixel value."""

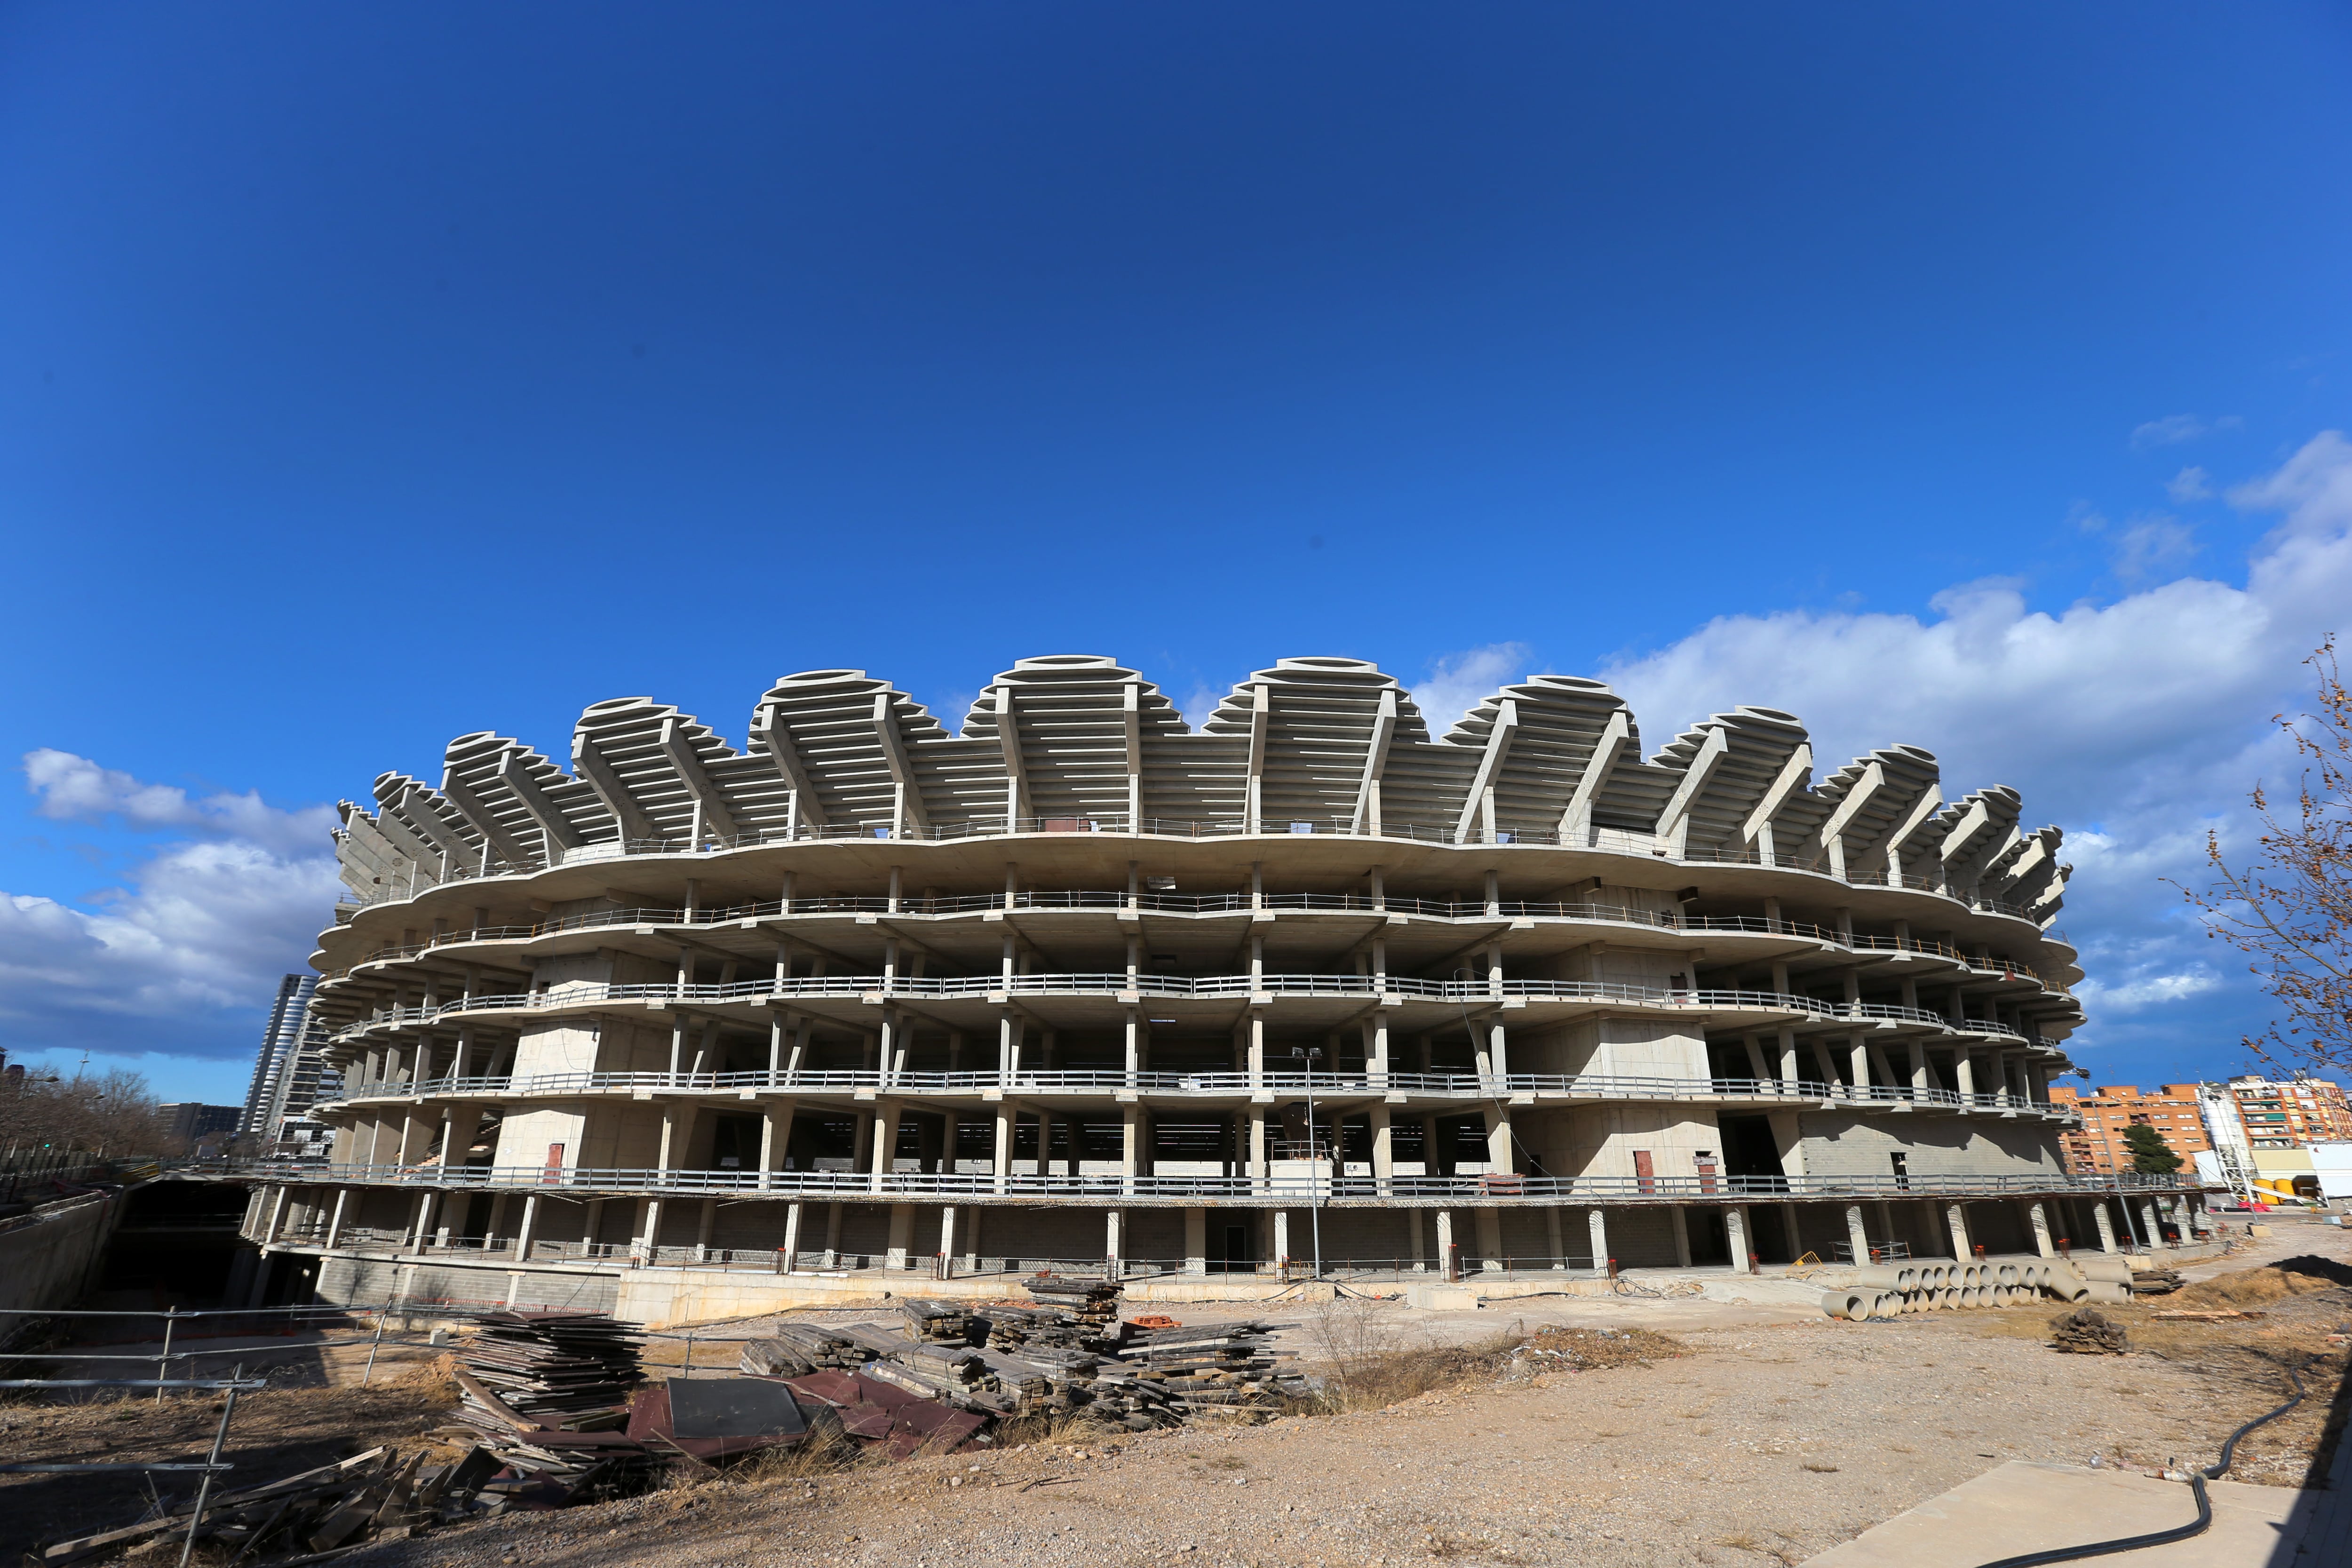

left=450, top=1312, right=650, bottom=1494
left=2050, top=1308, right=2130, bottom=1355
left=35, top=1444, right=502, bottom=1567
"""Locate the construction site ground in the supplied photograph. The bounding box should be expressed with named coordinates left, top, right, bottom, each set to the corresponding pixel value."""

left=5, top=1222, right=2346, bottom=1568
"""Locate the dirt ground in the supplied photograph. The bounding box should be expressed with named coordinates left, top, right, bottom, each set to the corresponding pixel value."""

left=14, top=1223, right=2350, bottom=1568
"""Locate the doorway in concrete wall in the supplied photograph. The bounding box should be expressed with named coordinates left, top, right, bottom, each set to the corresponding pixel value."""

left=1688, top=1207, right=1731, bottom=1266
left=1216, top=1223, right=1250, bottom=1272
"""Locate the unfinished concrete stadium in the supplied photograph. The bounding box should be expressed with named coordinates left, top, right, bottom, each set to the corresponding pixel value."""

left=234, top=654, right=2204, bottom=1318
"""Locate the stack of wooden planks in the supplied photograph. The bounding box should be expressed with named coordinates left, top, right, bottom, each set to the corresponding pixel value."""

left=451, top=1312, right=649, bottom=1485
left=1118, top=1320, right=1297, bottom=1420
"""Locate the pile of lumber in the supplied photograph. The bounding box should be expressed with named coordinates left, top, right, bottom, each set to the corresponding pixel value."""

left=36, top=1445, right=503, bottom=1568
left=1023, top=1274, right=1125, bottom=1338
left=1117, top=1319, right=1296, bottom=1419
left=450, top=1312, right=648, bottom=1485
left=732, top=1282, right=1304, bottom=1433
left=737, top=1321, right=865, bottom=1376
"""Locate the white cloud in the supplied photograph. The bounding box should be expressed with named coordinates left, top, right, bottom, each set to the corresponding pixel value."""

left=2076, top=970, right=2223, bottom=1013
left=1412, top=642, right=1533, bottom=732
left=2130, top=413, right=2242, bottom=451
left=2167, top=466, right=2213, bottom=503
left=2, top=754, right=342, bottom=1062
left=2109, top=516, right=2199, bottom=586
left=25, top=749, right=336, bottom=857
left=1600, top=430, right=2352, bottom=1059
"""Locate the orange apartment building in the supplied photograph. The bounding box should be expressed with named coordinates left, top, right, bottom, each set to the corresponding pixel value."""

left=2229, top=1074, right=2352, bottom=1148
left=2049, top=1083, right=2214, bottom=1176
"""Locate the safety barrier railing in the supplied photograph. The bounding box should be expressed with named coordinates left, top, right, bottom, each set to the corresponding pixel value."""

left=324, top=972, right=2042, bottom=1046
left=318, top=1066, right=2069, bottom=1120
left=327, top=890, right=2065, bottom=984
left=202, top=1159, right=2199, bottom=1203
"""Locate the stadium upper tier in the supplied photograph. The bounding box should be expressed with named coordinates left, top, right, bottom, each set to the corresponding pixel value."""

left=319, top=653, right=2070, bottom=927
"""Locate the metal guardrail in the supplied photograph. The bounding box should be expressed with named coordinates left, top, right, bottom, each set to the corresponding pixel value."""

left=328, top=894, right=2062, bottom=988
left=325, top=973, right=2042, bottom=1046
left=207, top=1158, right=2191, bottom=1203
left=318, top=1067, right=2067, bottom=1117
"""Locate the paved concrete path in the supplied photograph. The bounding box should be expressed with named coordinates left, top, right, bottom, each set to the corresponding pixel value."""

left=1799, top=1460, right=2300, bottom=1566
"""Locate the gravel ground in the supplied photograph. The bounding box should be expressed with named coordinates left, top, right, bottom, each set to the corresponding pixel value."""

left=328, top=1222, right=2351, bottom=1568
left=21, top=1224, right=2347, bottom=1568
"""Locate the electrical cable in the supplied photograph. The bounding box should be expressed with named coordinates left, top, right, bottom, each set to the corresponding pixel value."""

left=1969, top=1359, right=2306, bottom=1568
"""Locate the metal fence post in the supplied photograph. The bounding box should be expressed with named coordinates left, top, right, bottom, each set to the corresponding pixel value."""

left=176, top=1365, right=243, bottom=1568
left=154, top=1307, right=177, bottom=1404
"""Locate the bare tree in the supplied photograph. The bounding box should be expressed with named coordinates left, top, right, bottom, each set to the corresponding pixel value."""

left=0, top=1064, right=168, bottom=1161
left=2185, top=638, right=2352, bottom=1074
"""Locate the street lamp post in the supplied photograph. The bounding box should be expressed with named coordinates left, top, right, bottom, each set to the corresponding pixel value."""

left=1290, top=1047, right=1325, bottom=1279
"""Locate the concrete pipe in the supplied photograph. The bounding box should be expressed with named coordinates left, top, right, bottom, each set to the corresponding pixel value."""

left=1822, top=1290, right=1865, bottom=1319
left=1852, top=1266, right=1905, bottom=1289
left=1894, top=1267, right=1919, bottom=1291
left=1940, top=1287, right=1960, bottom=1309
left=1995, top=1262, right=2020, bottom=1286
left=1959, top=1286, right=1981, bottom=1307
left=2051, top=1279, right=2090, bottom=1304
left=2076, top=1257, right=2133, bottom=1285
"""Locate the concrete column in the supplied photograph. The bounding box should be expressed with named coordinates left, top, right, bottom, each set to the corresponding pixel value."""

left=484, top=1193, right=510, bottom=1249
left=1105, top=1210, right=1124, bottom=1277
left=1946, top=1202, right=1972, bottom=1261
left=1727, top=1206, right=1753, bottom=1272
left=822, top=1201, right=844, bottom=1265
left=1672, top=1207, right=1694, bottom=1268
left=870, top=1102, right=902, bottom=1194
left=780, top=1201, right=804, bottom=1270
left=1546, top=1206, right=1565, bottom=1270
left=938, top=1206, right=957, bottom=1277
left=1121, top=1104, right=1143, bottom=1196
left=1435, top=1210, right=1457, bottom=1279
left=2094, top=1200, right=2118, bottom=1253
left=885, top=1202, right=915, bottom=1269
left=1475, top=1209, right=1504, bottom=1272
left=1370, top=1104, right=1394, bottom=1194
left=1421, top=1114, right=1444, bottom=1175
left=1408, top=1207, right=1425, bottom=1272
left=2140, top=1200, right=2166, bottom=1248
left=1184, top=1208, right=1207, bottom=1274
left=1776, top=1025, right=1800, bottom=1084
left=993, top=1100, right=1016, bottom=1193
left=1848, top=1035, right=1870, bottom=1093
left=694, top=1198, right=716, bottom=1261
left=1845, top=1204, right=1870, bottom=1263
left=262, top=1186, right=290, bottom=1243
left=1273, top=1209, right=1291, bottom=1266
left=1249, top=1106, right=1268, bottom=1184
left=1247, top=1011, right=1265, bottom=1086
left=1487, top=1019, right=1510, bottom=1082
left=1588, top=1209, right=1608, bottom=1273
left=582, top=1197, right=606, bottom=1256
left=2026, top=1201, right=2055, bottom=1258
left=758, top=1098, right=797, bottom=1190
left=1368, top=1009, right=1391, bottom=1084
left=1741, top=1035, right=1771, bottom=1081
left=513, top=1193, right=539, bottom=1259
left=1481, top=1106, right=1516, bottom=1174
left=1955, top=1048, right=1977, bottom=1099
left=325, top=1188, right=350, bottom=1248
left=635, top=1197, right=662, bottom=1261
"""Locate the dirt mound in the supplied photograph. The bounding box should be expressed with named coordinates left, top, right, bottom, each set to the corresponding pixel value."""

left=2172, top=1254, right=2352, bottom=1308
left=1522, top=1325, right=1688, bottom=1369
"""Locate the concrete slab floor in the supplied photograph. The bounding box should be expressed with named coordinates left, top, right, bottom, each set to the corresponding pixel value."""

left=1799, top=1460, right=2300, bottom=1567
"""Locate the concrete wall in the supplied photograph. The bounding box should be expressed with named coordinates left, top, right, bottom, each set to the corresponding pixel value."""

left=0, top=1193, right=121, bottom=1319
left=1796, top=1110, right=2064, bottom=1180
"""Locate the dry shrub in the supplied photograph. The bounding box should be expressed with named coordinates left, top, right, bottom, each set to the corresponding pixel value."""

left=2173, top=1255, right=2352, bottom=1309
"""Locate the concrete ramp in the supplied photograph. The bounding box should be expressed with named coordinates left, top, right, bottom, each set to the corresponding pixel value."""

left=1801, top=1460, right=2301, bottom=1566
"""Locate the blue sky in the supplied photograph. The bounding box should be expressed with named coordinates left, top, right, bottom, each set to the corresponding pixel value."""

left=3, top=4, right=2349, bottom=1104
